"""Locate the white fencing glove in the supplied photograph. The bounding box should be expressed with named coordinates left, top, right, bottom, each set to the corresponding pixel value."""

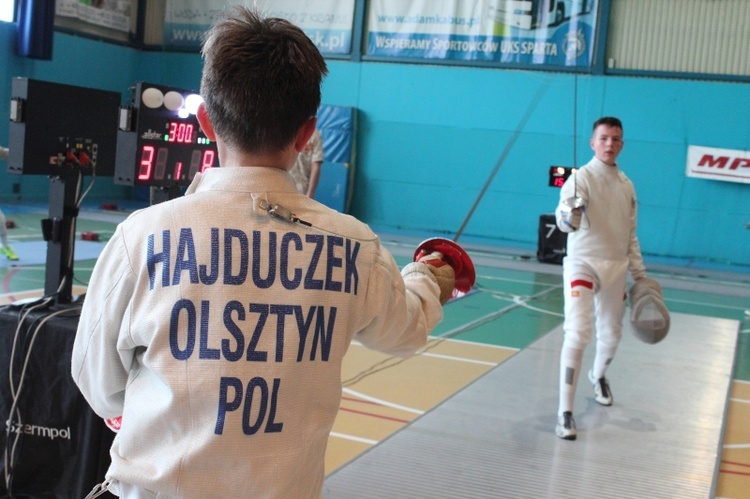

left=417, top=252, right=456, bottom=304
left=562, top=207, right=583, bottom=231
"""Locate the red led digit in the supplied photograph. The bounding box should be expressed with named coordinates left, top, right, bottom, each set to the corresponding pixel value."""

left=174, top=161, right=183, bottom=179
left=554, top=177, right=565, bottom=187
left=168, top=122, right=195, bottom=143
left=201, top=149, right=215, bottom=172
left=188, top=150, right=202, bottom=179
left=138, top=145, right=155, bottom=180
left=154, top=147, right=168, bottom=180
left=180, top=124, right=194, bottom=143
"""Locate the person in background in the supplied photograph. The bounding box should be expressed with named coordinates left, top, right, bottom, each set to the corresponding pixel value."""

left=0, top=146, right=19, bottom=261
left=290, top=127, right=324, bottom=198
left=72, top=7, right=455, bottom=498
left=554, top=116, right=647, bottom=441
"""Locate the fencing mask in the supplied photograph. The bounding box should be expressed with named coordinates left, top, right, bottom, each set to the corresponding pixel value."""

left=629, top=277, right=670, bottom=344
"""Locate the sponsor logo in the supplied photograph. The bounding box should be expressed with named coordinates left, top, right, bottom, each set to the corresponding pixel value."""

left=686, top=145, right=750, bottom=184
left=696, top=154, right=750, bottom=170
left=5, top=421, right=72, bottom=440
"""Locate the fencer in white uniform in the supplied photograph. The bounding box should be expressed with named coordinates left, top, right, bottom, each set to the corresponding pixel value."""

left=72, top=8, right=455, bottom=498
left=73, top=167, right=448, bottom=498
left=554, top=117, right=646, bottom=441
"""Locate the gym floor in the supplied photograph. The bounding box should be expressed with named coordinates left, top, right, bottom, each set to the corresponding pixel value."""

left=1, top=202, right=748, bottom=498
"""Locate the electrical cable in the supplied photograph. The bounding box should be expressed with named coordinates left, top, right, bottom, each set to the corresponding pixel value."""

left=342, top=336, right=448, bottom=387
left=66, top=162, right=95, bottom=295
left=77, top=162, right=96, bottom=209
left=573, top=65, right=578, bottom=170
left=75, top=164, right=96, bottom=292
left=67, top=171, right=84, bottom=273
left=3, top=303, right=81, bottom=495
left=453, top=80, right=551, bottom=242
left=5, top=302, right=52, bottom=489
left=343, top=281, right=564, bottom=387
left=4, top=298, right=53, bottom=493
left=561, top=62, right=588, bottom=227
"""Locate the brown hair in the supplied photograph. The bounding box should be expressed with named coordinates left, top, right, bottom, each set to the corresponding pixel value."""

left=200, top=7, right=328, bottom=153
left=592, top=116, right=623, bottom=134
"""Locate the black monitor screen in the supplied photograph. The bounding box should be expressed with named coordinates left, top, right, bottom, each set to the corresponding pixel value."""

left=8, top=78, right=120, bottom=176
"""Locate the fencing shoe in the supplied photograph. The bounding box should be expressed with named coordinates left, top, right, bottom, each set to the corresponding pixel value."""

left=1, top=246, right=18, bottom=261
left=555, top=411, right=577, bottom=440
left=588, top=369, right=613, bottom=406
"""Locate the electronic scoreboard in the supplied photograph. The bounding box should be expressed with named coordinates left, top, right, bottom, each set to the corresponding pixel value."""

left=115, top=82, right=218, bottom=187
left=548, top=165, right=576, bottom=187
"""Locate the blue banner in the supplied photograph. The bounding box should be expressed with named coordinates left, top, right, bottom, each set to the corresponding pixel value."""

left=366, top=0, right=599, bottom=67
left=163, top=0, right=355, bottom=55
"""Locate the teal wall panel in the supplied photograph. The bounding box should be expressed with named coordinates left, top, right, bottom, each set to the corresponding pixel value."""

left=347, top=63, right=750, bottom=267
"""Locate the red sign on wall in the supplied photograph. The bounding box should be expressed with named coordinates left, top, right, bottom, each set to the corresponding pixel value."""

left=686, top=145, right=750, bottom=184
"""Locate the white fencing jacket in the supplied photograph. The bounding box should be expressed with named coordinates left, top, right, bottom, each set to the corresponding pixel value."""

left=555, top=156, right=646, bottom=281
left=72, top=166, right=443, bottom=498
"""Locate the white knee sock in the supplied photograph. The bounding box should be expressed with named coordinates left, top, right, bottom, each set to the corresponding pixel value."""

left=558, top=344, right=584, bottom=415
left=592, top=342, right=618, bottom=379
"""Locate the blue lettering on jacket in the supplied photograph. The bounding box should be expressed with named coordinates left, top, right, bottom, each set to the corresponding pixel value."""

left=224, top=229, right=248, bottom=285
left=345, top=239, right=360, bottom=294
left=223, top=301, right=245, bottom=361
left=147, top=229, right=359, bottom=294
left=247, top=303, right=268, bottom=362
left=200, top=228, right=220, bottom=284
left=170, top=299, right=195, bottom=360
left=325, top=236, right=343, bottom=292
left=147, top=231, right=171, bottom=290
left=173, top=228, right=199, bottom=286
left=304, top=234, right=324, bottom=289
left=252, top=231, right=276, bottom=288
left=169, top=300, right=337, bottom=364
left=199, top=300, right=219, bottom=360
left=280, top=233, right=302, bottom=289
left=215, top=377, right=284, bottom=435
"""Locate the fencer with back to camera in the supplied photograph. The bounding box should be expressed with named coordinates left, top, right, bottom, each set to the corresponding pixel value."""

left=71, top=7, right=461, bottom=499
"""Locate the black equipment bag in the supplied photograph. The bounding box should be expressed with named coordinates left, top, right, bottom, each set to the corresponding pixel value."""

left=0, top=305, right=115, bottom=498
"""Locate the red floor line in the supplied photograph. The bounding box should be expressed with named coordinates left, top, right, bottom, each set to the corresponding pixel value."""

left=719, top=469, right=750, bottom=477
left=721, top=460, right=750, bottom=468
left=341, top=396, right=380, bottom=406
left=339, top=406, right=410, bottom=424
left=2, top=268, right=19, bottom=302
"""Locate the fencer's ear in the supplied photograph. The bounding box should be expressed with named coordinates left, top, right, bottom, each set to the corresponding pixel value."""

left=294, top=117, right=317, bottom=153
left=196, top=103, right=217, bottom=142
